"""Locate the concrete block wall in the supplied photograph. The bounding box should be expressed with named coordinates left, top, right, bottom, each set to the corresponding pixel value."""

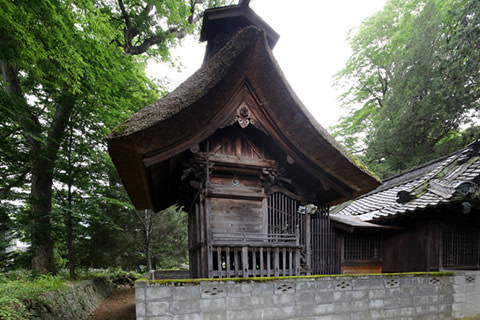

left=452, top=271, right=480, bottom=319
left=136, top=272, right=480, bottom=320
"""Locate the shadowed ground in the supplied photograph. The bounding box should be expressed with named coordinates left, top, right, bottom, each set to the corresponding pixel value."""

left=88, top=286, right=135, bottom=320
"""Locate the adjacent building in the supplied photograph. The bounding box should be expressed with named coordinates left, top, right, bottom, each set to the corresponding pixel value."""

left=332, top=140, right=480, bottom=273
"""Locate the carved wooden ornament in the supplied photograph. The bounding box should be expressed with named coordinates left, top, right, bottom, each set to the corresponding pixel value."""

left=234, top=103, right=255, bottom=128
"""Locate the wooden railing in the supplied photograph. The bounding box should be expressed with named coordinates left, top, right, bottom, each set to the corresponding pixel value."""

left=210, top=245, right=301, bottom=278
left=212, top=227, right=300, bottom=245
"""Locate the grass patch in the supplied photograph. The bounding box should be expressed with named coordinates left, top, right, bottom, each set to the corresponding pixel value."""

left=0, top=268, right=142, bottom=320
left=0, top=272, right=65, bottom=320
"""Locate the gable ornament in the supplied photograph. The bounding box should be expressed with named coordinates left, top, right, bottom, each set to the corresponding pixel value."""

left=234, top=102, right=255, bottom=128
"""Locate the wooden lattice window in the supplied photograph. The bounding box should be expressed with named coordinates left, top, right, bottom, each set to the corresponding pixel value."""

left=442, top=228, right=479, bottom=268
left=344, top=233, right=381, bottom=261
left=267, top=192, right=305, bottom=245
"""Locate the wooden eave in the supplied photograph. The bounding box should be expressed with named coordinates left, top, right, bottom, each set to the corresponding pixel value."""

left=107, top=26, right=380, bottom=211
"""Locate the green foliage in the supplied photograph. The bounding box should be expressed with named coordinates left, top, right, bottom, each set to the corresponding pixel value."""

left=334, top=0, right=480, bottom=178
left=107, top=0, right=233, bottom=56
left=150, top=206, right=189, bottom=269
left=0, top=272, right=65, bottom=320
left=0, top=268, right=141, bottom=319
left=1, top=0, right=212, bottom=274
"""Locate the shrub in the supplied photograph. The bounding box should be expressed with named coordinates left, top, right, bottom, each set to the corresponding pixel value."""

left=0, top=273, right=65, bottom=320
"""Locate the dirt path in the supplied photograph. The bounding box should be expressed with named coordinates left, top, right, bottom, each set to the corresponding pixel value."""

left=88, top=286, right=136, bottom=320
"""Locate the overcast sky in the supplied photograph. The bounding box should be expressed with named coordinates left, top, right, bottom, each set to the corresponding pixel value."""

left=147, top=0, right=386, bottom=129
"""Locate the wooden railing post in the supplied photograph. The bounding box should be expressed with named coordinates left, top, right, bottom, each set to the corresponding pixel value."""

left=242, top=247, right=249, bottom=277
left=216, top=247, right=222, bottom=278
left=259, top=248, right=264, bottom=277
left=226, top=247, right=231, bottom=277
left=234, top=247, right=240, bottom=277
left=267, top=248, right=271, bottom=276
left=274, top=247, right=280, bottom=276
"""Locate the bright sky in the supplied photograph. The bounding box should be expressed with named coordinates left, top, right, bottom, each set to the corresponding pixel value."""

left=147, top=0, right=386, bottom=129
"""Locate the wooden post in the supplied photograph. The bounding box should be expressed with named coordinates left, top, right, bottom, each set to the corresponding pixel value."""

left=295, top=248, right=300, bottom=275
left=274, top=247, right=279, bottom=276
left=252, top=248, right=257, bottom=277
left=288, top=250, right=293, bottom=276
left=267, top=248, right=271, bottom=277
left=262, top=198, right=268, bottom=242
left=199, top=195, right=208, bottom=278
left=259, top=247, right=264, bottom=277
left=242, top=246, right=249, bottom=277
left=306, top=214, right=311, bottom=275
left=217, top=247, right=222, bottom=278
left=234, top=247, right=240, bottom=277
left=205, top=197, right=213, bottom=278
left=226, top=247, right=231, bottom=277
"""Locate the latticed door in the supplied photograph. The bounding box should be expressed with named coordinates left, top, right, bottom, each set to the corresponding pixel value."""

left=267, top=192, right=305, bottom=245
left=310, top=207, right=340, bottom=274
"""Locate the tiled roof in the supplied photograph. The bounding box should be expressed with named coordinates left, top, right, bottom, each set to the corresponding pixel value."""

left=332, top=140, right=480, bottom=222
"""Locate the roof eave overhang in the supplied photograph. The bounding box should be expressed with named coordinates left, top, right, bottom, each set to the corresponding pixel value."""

left=329, top=215, right=401, bottom=233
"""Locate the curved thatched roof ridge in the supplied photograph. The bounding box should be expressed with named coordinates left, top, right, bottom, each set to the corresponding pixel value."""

left=110, top=26, right=263, bottom=138
left=107, top=25, right=380, bottom=210
left=110, top=25, right=377, bottom=182
left=256, top=32, right=379, bottom=184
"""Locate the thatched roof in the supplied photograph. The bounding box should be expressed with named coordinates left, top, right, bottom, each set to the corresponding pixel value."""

left=108, top=26, right=380, bottom=211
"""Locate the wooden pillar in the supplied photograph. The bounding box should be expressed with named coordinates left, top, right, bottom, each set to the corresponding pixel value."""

left=262, top=198, right=268, bottom=241
left=306, top=214, right=311, bottom=275
left=252, top=248, right=257, bottom=276
left=274, top=247, right=280, bottom=276
left=267, top=248, right=271, bottom=276
left=259, top=247, right=264, bottom=277
left=234, top=247, right=240, bottom=277
left=198, top=194, right=208, bottom=278
left=226, top=247, right=231, bottom=277
left=217, top=247, right=222, bottom=278
left=205, top=197, right=213, bottom=278
left=242, top=247, right=249, bottom=277
left=295, top=248, right=300, bottom=275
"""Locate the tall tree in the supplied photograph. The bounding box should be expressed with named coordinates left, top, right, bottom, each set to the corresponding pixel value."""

left=110, top=0, right=229, bottom=56
left=1, top=0, right=94, bottom=274
left=1, top=0, right=231, bottom=274
left=133, top=206, right=188, bottom=271
left=333, top=0, right=424, bottom=153
left=334, top=0, right=480, bottom=178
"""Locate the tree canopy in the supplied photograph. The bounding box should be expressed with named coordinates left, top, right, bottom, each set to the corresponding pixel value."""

left=334, top=0, right=480, bottom=178
left=0, top=0, right=227, bottom=274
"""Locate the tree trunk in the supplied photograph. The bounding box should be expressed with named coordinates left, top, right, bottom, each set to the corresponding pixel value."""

left=67, top=183, right=75, bottom=279
left=65, top=127, right=76, bottom=279
left=30, top=158, right=57, bottom=274
left=145, top=236, right=152, bottom=272
left=1, top=60, right=75, bottom=274
left=32, top=94, right=75, bottom=274
left=145, top=210, right=153, bottom=272
left=135, top=209, right=154, bottom=272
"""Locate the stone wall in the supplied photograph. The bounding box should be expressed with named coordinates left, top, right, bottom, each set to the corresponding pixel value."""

left=29, top=277, right=113, bottom=320
left=136, top=272, right=480, bottom=319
